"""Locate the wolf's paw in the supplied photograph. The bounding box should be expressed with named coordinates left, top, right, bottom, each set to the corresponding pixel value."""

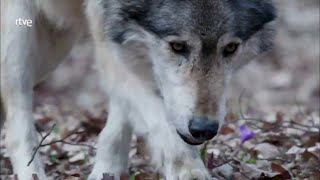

left=87, top=173, right=103, bottom=180
left=9, top=147, right=47, bottom=180
left=176, top=168, right=210, bottom=180
left=88, top=162, right=122, bottom=180
left=14, top=164, right=47, bottom=180
left=16, top=171, right=47, bottom=180
left=165, top=157, right=210, bottom=180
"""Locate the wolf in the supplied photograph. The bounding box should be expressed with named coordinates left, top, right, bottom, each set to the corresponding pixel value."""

left=0, top=0, right=276, bottom=179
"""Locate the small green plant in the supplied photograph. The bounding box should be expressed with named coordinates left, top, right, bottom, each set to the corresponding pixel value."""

left=200, top=142, right=208, bottom=163
left=49, top=154, right=59, bottom=164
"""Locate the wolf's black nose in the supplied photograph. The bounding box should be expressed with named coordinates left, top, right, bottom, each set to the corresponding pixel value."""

left=188, top=118, right=219, bottom=141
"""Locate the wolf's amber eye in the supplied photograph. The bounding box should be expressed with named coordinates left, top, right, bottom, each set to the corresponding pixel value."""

left=169, top=42, right=189, bottom=55
left=223, top=43, right=239, bottom=57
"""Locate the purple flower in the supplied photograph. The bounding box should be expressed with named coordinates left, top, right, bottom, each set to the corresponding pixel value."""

left=239, top=124, right=254, bottom=144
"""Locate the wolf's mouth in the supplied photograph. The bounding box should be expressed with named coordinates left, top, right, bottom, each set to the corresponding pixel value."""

left=177, top=131, right=204, bottom=145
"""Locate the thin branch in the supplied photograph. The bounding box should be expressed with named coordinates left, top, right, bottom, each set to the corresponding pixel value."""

left=39, top=130, right=95, bottom=149
left=239, top=90, right=252, bottom=120
left=41, top=140, right=95, bottom=149
left=212, top=158, right=234, bottom=168
left=238, top=89, right=265, bottom=122
left=28, top=124, right=56, bottom=166
left=28, top=124, right=95, bottom=166
left=40, top=131, right=85, bottom=146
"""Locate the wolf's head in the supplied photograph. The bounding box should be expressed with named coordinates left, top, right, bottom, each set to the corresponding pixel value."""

left=104, top=0, right=276, bottom=145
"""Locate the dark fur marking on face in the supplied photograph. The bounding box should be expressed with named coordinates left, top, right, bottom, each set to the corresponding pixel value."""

left=108, top=0, right=184, bottom=44
left=136, top=0, right=191, bottom=38
left=111, top=29, right=129, bottom=44
left=106, top=0, right=276, bottom=54
left=229, top=0, right=276, bottom=40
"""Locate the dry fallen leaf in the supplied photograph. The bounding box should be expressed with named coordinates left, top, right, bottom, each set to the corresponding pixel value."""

left=271, top=162, right=292, bottom=179
left=254, top=143, right=280, bottom=159
left=220, top=126, right=236, bottom=135
left=212, top=163, right=234, bottom=179
left=69, top=152, right=86, bottom=163
left=286, top=146, right=306, bottom=155
left=238, top=162, right=280, bottom=179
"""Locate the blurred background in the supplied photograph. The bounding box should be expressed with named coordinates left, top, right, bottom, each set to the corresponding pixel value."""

left=1, top=0, right=319, bottom=179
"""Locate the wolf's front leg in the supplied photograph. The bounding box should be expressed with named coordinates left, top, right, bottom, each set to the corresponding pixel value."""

left=88, top=99, right=132, bottom=180
left=133, top=97, right=210, bottom=180
left=147, top=124, right=210, bottom=180
left=147, top=133, right=209, bottom=180
left=1, top=1, right=47, bottom=179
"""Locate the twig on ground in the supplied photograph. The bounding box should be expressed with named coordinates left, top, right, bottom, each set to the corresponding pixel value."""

left=42, top=141, right=95, bottom=149
left=27, top=124, right=95, bottom=166
left=28, top=124, right=56, bottom=166
left=238, top=89, right=263, bottom=122
left=39, top=130, right=95, bottom=149
left=212, top=158, right=234, bottom=169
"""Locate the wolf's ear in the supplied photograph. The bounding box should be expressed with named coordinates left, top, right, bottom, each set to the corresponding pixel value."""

left=230, top=0, right=276, bottom=40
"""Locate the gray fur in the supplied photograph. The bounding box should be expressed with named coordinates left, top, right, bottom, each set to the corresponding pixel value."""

left=107, top=0, right=276, bottom=50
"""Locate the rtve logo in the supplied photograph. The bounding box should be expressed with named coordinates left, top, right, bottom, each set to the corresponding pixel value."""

left=15, top=18, right=33, bottom=27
